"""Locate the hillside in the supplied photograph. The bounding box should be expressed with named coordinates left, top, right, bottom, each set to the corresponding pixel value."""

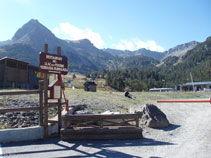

left=103, top=48, right=165, bottom=60
left=163, top=41, right=199, bottom=59
left=161, top=36, right=211, bottom=84
left=91, top=36, right=211, bottom=91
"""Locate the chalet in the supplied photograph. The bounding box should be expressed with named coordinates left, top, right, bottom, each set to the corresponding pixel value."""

left=0, top=57, right=40, bottom=89
left=84, top=81, right=97, bottom=92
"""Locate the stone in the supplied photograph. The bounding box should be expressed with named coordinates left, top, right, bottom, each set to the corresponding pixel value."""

left=141, top=104, right=169, bottom=128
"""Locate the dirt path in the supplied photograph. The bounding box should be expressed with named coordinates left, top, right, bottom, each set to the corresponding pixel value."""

left=140, top=102, right=211, bottom=157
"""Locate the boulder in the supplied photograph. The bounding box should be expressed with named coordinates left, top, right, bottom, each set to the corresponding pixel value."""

left=141, top=104, right=169, bottom=128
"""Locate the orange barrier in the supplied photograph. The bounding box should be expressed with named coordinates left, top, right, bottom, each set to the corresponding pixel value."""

left=157, top=98, right=211, bottom=104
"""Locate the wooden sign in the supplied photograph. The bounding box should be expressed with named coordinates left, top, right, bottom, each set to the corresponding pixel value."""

left=40, top=52, right=68, bottom=75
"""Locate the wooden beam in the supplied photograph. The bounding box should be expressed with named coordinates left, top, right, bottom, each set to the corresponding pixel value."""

left=57, top=46, right=62, bottom=136
left=0, top=90, right=40, bottom=96
left=48, top=120, right=59, bottom=123
left=0, top=106, right=40, bottom=113
left=39, top=81, right=44, bottom=126
left=44, top=44, right=48, bottom=53
left=63, top=114, right=141, bottom=121
left=43, top=44, right=48, bottom=139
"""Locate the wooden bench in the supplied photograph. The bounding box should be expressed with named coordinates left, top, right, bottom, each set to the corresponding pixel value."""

left=61, top=113, right=143, bottom=140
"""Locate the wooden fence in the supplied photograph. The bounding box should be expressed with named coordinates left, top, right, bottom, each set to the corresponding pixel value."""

left=0, top=81, right=44, bottom=126
left=61, top=113, right=143, bottom=140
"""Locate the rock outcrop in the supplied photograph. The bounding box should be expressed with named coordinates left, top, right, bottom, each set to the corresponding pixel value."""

left=141, top=104, right=169, bottom=128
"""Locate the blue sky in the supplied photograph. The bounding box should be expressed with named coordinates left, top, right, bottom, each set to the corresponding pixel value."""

left=0, top=0, right=210, bottom=52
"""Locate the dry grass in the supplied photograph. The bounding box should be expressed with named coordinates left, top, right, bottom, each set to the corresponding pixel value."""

left=64, top=88, right=211, bottom=113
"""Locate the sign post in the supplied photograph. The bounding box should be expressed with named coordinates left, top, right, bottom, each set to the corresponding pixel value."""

left=40, top=52, right=68, bottom=75
left=40, top=44, right=68, bottom=138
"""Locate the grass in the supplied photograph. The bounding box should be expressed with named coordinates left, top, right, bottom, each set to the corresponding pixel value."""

left=1, top=75, right=210, bottom=114
left=0, top=86, right=210, bottom=128
left=64, top=88, right=211, bottom=113
left=0, top=123, right=11, bottom=129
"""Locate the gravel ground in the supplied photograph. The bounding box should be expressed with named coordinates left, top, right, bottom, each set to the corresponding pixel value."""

left=1, top=100, right=211, bottom=158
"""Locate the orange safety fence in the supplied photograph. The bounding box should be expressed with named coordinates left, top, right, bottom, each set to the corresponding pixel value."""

left=157, top=98, right=211, bottom=104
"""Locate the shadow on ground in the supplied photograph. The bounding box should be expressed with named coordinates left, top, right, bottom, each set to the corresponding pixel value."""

left=161, top=124, right=181, bottom=131
left=1, top=138, right=175, bottom=158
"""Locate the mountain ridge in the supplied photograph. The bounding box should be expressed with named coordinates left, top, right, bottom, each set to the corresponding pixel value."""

left=0, top=19, right=206, bottom=73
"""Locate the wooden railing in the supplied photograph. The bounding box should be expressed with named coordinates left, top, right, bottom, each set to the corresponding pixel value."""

left=0, top=81, right=44, bottom=126
left=62, top=113, right=142, bottom=129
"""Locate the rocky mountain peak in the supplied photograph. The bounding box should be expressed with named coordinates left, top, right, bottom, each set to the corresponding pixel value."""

left=69, top=39, right=94, bottom=49
left=164, top=41, right=199, bottom=58
left=12, top=19, right=44, bottom=41
left=11, top=19, right=60, bottom=51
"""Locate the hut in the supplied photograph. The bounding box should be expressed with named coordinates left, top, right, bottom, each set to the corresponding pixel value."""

left=0, top=57, right=40, bottom=89
left=84, top=81, right=97, bottom=92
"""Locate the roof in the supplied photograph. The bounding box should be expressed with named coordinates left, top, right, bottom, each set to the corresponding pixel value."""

left=149, top=88, right=173, bottom=91
left=0, top=56, right=29, bottom=64
left=182, top=81, right=211, bottom=86
left=48, top=79, right=59, bottom=87
left=84, top=81, right=97, bottom=86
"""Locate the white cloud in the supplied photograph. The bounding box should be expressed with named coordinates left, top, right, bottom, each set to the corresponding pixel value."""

left=135, top=40, right=165, bottom=52
left=53, top=22, right=104, bottom=48
left=114, top=40, right=135, bottom=50
left=112, top=39, right=164, bottom=52
left=52, top=27, right=61, bottom=36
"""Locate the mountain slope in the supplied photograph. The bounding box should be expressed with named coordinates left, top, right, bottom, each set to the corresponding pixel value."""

left=103, top=48, right=165, bottom=60
left=160, top=37, right=211, bottom=83
left=134, top=48, right=165, bottom=60
left=0, top=19, right=118, bottom=72
left=0, top=19, right=208, bottom=75
left=164, top=41, right=199, bottom=59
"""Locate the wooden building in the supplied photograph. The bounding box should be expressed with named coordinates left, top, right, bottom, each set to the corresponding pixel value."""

left=0, top=57, right=39, bottom=89
left=84, top=81, right=97, bottom=92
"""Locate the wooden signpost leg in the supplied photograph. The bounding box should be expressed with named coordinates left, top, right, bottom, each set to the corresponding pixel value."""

left=44, top=44, right=48, bottom=139
left=57, top=46, right=62, bottom=136
left=39, top=80, right=44, bottom=126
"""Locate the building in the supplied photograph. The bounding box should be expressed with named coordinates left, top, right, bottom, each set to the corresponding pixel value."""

left=0, top=57, right=40, bottom=89
left=149, top=88, right=173, bottom=92
left=84, top=81, right=97, bottom=92
left=179, top=81, right=211, bottom=91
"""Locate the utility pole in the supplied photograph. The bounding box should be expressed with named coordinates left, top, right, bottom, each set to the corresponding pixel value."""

left=190, top=72, right=194, bottom=91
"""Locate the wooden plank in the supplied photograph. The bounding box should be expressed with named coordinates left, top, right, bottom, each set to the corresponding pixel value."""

left=70, top=119, right=99, bottom=127
left=102, top=119, right=136, bottom=126
left=136, top=117, right=139, bottom=127
left=48, top=102, right=66, bottom=108
left=0, top=106, right=40, bottom=113
left=0, top=90, right=40, bottom=96
left=43, top=44, right=49, bottom=139
left=48, top=120, right=59, bottom=123
left=57, top=46, right=62, bottom=136
left=58, top=98, right=62, bottom=136
left=61, top=127, right=142, bottom=135
left=63, top=113, right=142, bottom=121
left=61, top=130, right=143, bottom=140
left=39, top=81, right=44, bottom=126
